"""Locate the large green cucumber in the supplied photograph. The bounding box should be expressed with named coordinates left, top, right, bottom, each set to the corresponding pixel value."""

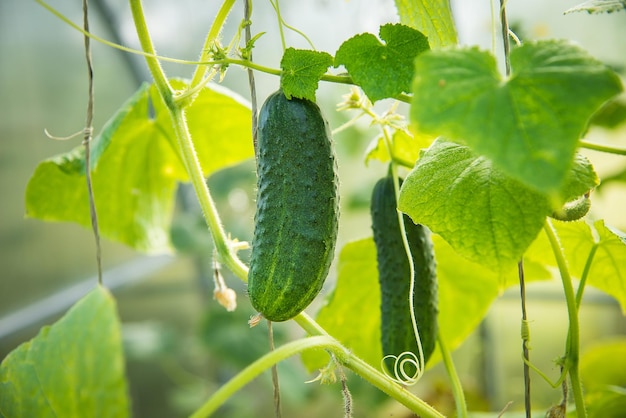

left=248, top=90, right=339, bottom=322
left=371, top=174, right=438, bottom=371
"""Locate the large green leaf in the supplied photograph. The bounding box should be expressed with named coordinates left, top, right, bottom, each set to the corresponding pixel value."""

left=394, top=0, right=458, bottom=48
left=25, top=81, right=253, bottom=253
left=0, top=286, right=129, bottom=418
left=335, top=23, right=430, bottom=102
left=411, top=40, right=622, bottom=195
left=398, top=140, right=597, bottom=272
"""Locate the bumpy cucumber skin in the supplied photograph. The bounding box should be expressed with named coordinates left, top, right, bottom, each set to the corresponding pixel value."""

left=248, top=90, right=339, bottom=322
left=371, top=175, right=438, bottom=369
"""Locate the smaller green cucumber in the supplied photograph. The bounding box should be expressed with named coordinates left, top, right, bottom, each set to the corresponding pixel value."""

left=371, top=174, right=438, bottom=374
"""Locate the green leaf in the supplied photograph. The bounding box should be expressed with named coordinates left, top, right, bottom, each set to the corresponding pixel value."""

left=565, top=0, right=626, bottom=14
left=0, top=286, right=129, bottom=418
left=580, top=220, right=626, bottom=313
left=301, top=238, right=382, bottom=372
left=394, top=0, right=458, bottom=48
left=398, top=140, right=598, bottom=272
left=526, top=219, right=626, bottom=313
left=577, top=337, right=626, bottom=418
left=364, top=129, right=426, bottom=167
left=280, top=48, right=333, bottom=101
left=590, top=99, right=626, bottom=129
left=25, top=81, right=252, bottom=253
left=580, top=337, right=626, bottom=391
left=335, top=23, right=429, bottom=102
left=411, top=40, right=623, bottom=195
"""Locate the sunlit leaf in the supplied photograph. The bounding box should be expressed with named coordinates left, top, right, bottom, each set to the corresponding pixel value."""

left=399, top=140, right=598, bottom=272
left=394, top=0, right=458, bottom=48
left=565, top=0, right=626, bottom=14
left=364, top=129, right=426, bottom=167
left=580, top=337, right=626, bottom=391
left=25, top=81, right=252, bottom=253
left=526, top=219, right=626, bottom=313
left=411, top=40, right=622, bottom=195
left=0, top=287, right=129, bottom=418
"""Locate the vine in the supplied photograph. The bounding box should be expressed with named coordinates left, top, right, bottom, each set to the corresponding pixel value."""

left=5, top=1, right=625, bottom=417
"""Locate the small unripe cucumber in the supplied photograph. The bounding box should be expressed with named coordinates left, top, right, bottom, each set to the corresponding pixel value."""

left=371, top=175, right=438, bottom=371
left=248, top=90, right=339, bottom=322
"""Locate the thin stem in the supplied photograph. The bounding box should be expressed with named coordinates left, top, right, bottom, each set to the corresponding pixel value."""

left=267, top=322, right=282, bottom=418
left=499, top=0, right=511, bottom=76
left=170, top=107, right=249, bottom=280
left=244, top=0, right=259, bottom=157
left=438, top=333, right=468, bottom=418
left=579, top=139, right=626, bottom=156
left=270, top=0, right=287, bottom=51
left=337, top=362, right=353, bottom=418
left=82, top=0, right=102, bottom=285
left=519, top=259, right=531, bottom=418
left=189, top=336, right=338, bottom=418
left=544, top=220, right=587, bottom=418
left=189, top=0, right=237, bottom=89
left=129, top=0, right=172, bottom=102
left=576, top=245, right=599, bottom=309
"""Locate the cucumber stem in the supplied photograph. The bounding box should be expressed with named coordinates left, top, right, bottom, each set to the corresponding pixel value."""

left=544, top=220, right=587, bottom=418
left=130, top=0, right=248, bottom=282
left=438, top=333, right=468, bottom=418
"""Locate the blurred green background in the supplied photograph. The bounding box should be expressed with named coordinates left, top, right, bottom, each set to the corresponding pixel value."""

left=1, top=1, right=625, bottom=417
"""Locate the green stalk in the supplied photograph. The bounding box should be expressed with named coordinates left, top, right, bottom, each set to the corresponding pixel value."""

left=576, top=244, right=598, bottom=309
left=129, top=0, right=247, bottom=281
left=579, top=139, right=626, bottom=156
left=438, top=333, right=468, bottom=418
left=129, top=0, right=172, bottom=104
left=544, top=220, right=587, bottom=418
left=189, top=0, right=237, bottom=89
left=189, top=336, right=338, bottom=418
left=334, top=347, right=444, bottom=418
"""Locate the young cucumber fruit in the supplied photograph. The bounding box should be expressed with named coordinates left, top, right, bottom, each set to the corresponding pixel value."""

left=370, top=174, right=438, bottom=371
left=248, top=90, right=339, bottom=322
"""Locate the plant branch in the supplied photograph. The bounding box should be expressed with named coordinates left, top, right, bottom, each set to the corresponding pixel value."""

left=129, top=0, right=172, bottom=102
left=576, top=244, right=599, bottom=308
left=499, top=0, right=511, bottom=76
left=544, top=220, right=587, bottom=418
left=519, top=259, right=531, bottom=418
left=189, top=336, right=338, bottom=418
left=579, top=139, right=626, bottom=156
left=189, top=0, right=237, bottom=89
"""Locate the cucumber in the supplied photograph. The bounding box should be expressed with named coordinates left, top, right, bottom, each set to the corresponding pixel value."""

left=248, top=90, right=339, bottom=322
left=550, top=192, right=591, bottom=222
left=370, top=174, right=438, bottom=372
